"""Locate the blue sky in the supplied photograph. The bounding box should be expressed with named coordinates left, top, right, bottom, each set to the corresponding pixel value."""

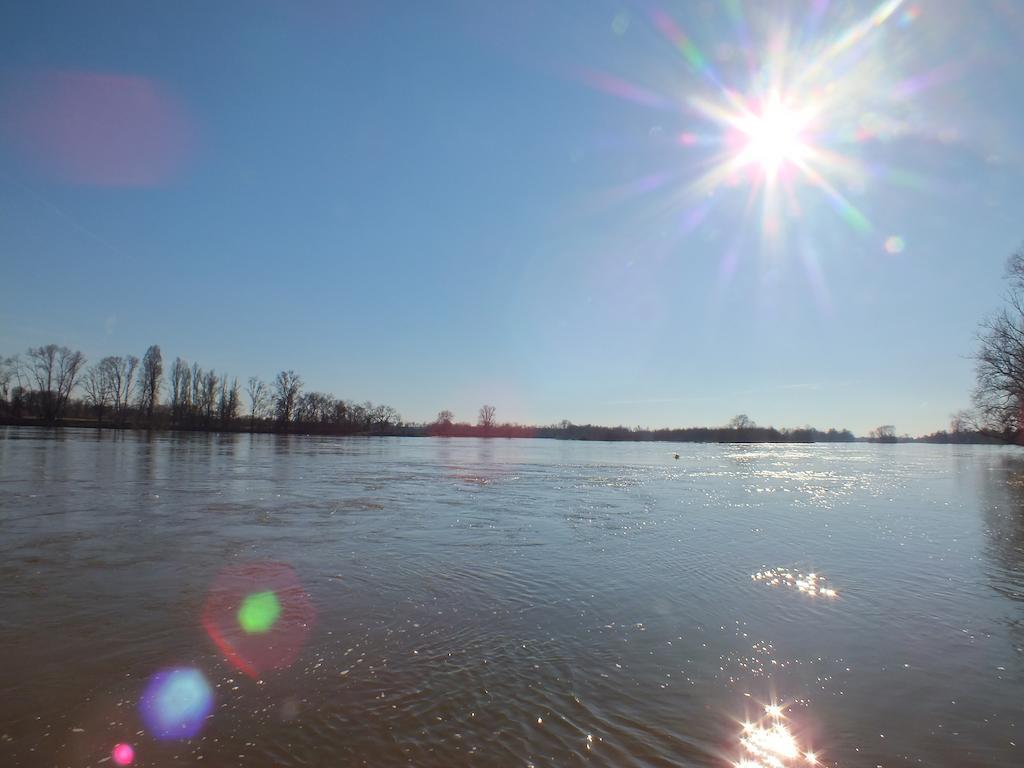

left=1, top=0, right=1021, bottom=436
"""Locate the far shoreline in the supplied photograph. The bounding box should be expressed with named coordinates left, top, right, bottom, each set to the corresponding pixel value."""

left=0, top=418, right=1009, bottom=446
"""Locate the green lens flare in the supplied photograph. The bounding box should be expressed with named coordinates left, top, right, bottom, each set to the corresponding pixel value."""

left=237, top=591, right=281, bottom=634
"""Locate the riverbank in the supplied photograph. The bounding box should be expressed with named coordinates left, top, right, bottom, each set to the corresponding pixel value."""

left=0, top=417, right=1009, bottom=444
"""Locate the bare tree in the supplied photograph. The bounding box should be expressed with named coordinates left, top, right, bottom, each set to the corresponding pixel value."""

left=950, top=410, right=972, bottom=434
left=122, top=355, right=139, bottom=413
left=100, top=355, right=139, bottom=424
left=344, top=400, right=371, bottom=430
left=202, top=370, right=218, bottom=425
left=296, top=392, right=327, bottom=424
left=299, top=392, right=336, bottom=424
left=331, top=399, right=348, bottom=425
left=0, top=355, right=18, bottom=411
left=728, top=414, right=755, bottom=430
left=218, top=376, right=239, bottom=427
left=245, top=376, right=268, bottom=432
left=82, top=364, right=112, bottom=425
left=190, top=363, right=204, bottom=422
left=27, top=344, right=86, bottom=422
left=974, top=246, right=1024, bottom=435
left=869, top=425, right=896, bottom=442
left=217, top=377, right=229, bottom=425
left=295, top=392, right=313, bottom=424
left=58, top=348, right=87, bottom=419
left=429, top=409, right=455, bottom=436
left=170, top=357, right=190, bottom=425
left=26, top=346, right=58, bottom=408
left=478, top=404, right=496, bottom=431
left=273, top=370, right=302, bottom=427
left=136, top=345, right=163, bottom=422
left=228, top=379, right=240, bottom=425
left=371, top=404, right=400, bottom=431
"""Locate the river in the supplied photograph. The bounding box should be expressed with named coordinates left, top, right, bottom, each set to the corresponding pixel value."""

left=0, top=428, right=1021, bottom=766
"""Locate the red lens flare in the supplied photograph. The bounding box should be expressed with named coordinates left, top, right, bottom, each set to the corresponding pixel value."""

left=202, top=562, right=315, bottom=678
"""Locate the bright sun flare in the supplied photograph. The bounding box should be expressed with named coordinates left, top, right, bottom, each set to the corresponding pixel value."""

left=738, top=100, right=809, bottom=177
left=585, top=0, right=912, bottom=259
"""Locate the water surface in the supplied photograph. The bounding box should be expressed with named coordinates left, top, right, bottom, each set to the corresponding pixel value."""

left=0, top=429, right=1021, bottom=766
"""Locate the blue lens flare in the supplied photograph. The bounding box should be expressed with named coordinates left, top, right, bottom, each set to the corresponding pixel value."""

left=139, top=667, right=214, bottom=740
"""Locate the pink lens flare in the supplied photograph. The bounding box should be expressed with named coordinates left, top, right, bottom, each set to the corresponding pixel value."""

left=1, top=70, right=194, bottom=186
left=111, top=742, right=135, bottom=766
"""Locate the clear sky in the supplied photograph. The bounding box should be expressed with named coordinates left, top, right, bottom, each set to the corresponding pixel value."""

left=1, top=1, right=1021, bottom=436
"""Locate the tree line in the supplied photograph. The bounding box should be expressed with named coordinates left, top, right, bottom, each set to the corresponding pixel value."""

left=0, top=344, right=403, bottom=435
left=5, top=341, right=1004, bottom=444
left=426, top=409, right=857, bottom=443
left=0, top=349, right=867, bottom=442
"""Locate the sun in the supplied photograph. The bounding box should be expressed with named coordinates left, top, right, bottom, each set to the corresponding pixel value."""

left=581, top=0, right=911, bottom=250
left=736, top=97, right=811, bottom=179
left=685, top=86, right=826, bottom=201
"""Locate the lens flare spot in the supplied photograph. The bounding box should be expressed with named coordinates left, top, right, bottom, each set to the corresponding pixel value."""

left=611, top=11, right=630, bottom=36
left=238, top=590, right=281, bottom=634
left=203, top=562, right=315, bottom=677
left=884, top=235, right=905, bottom=254
left=1, top=70, right=193, bottom=186
left=111, top=743, right=135, bottom=766
left=138, top=668, right=214, bottom=740
left=899, top=4, right=921, bottom=26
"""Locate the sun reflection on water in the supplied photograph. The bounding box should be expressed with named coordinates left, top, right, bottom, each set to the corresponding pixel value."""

left=735, top=704, right=826, bottom=768
left=752, top=568, right=838, bottom=598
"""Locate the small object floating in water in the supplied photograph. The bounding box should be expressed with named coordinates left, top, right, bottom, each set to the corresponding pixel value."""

left=673, top=453, right=680, bottom=459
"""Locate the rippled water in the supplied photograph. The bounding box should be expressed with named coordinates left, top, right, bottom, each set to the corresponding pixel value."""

left=0, top=428, right=1022, bottom=766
